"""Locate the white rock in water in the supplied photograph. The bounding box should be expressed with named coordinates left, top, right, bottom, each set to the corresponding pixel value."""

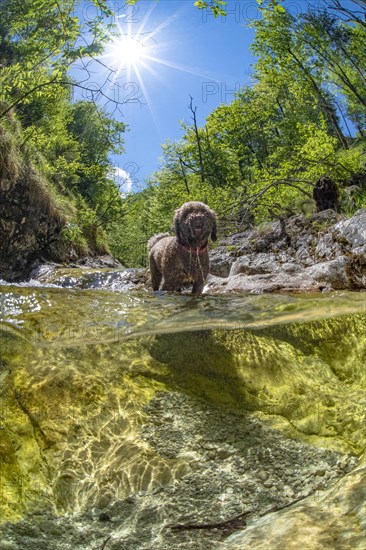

left=222, top=454, right=366, bottom=550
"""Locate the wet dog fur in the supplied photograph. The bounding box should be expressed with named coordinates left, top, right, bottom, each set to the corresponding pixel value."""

left=147, top=201, right=217, bottom=294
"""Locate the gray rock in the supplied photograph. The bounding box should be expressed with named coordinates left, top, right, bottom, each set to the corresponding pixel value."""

left=333, top=210, right=366, bottom=248
left=207, top=256, right=352, bottom=294
left=30, top=265, right=148, bottom=292
left=315, top=233, right=342, bottom=259
left=205, top=211, right=366, bottom=293
left=222, top=454, right=366, bottom=550
left=282, top=263, right=299, bottom=273
left=229, top=254, right=281, bottom=277
left=209, top=246, right=234, bottom=277
left=353, top=245, right=366, bottom=265
left=220, top=230, right=251, bottom=247
left=304, top=257, right=350, bottom=289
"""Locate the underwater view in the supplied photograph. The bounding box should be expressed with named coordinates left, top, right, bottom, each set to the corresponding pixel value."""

left=0, top=281, right=365, bottom=549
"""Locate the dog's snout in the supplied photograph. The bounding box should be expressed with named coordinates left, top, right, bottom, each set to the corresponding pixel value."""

left=190, top=215, right=204, bottom=227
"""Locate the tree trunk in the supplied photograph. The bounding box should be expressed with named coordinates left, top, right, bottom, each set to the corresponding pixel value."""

left=189, top=96, right=205, bottom=183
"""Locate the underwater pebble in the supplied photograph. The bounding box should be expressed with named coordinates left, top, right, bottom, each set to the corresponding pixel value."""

left=0, top=542, right=19, bottom=550
left=0, top=390, right=360, bottom=550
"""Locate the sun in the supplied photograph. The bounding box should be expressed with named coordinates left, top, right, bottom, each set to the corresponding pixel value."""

left=107, top=35, right=145, bottom=70
left=96, top=7, right=214, bottom=123
left=100, top=6, right=209, bottom=86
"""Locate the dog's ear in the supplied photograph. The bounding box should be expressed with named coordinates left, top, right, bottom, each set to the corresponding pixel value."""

left=211, top=216, right=218, bottom=241
left=174, top=210, right=184, bottom=244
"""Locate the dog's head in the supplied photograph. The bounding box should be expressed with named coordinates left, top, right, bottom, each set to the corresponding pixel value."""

left=174, top=201, right=217, bottom=247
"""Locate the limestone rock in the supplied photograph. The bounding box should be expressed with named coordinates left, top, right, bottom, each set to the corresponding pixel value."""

left=207, top=257, right=350, bottom=294
left=208, top=211, right=366, bottom=293
left=209, top=246, right=234, bottom=277
left=304, top=257, right=350, bottom=289
left=229, top=253, right=284, bottom=276
left=222, top=454, right=366, bottom=550
left=29, top=264, right=147, bottom=292
left=333, top=209, right=366, bottom=248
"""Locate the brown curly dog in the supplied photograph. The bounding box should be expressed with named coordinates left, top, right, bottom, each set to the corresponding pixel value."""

left=147, top=201, right=217, bottom=294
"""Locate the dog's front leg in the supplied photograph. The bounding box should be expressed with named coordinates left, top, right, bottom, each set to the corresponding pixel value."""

left=149, top=256, right=162, bottom=291
left=192, top=280, right=204, bottom=294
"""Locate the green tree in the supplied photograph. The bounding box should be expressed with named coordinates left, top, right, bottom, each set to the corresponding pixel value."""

left=130, top=0, right=365, bottom=248
left=126, top=0, right=227, bottom=17
left=0, top=0, right=128, bottom=256
left=0, top=0, right=110, bottom=117
left=301, top=6, right=366, bottom=135
left=251, top=0, right=350, bottom=148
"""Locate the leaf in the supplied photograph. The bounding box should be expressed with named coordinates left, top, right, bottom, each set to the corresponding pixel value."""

left=274, top=4, right=286, bottom=13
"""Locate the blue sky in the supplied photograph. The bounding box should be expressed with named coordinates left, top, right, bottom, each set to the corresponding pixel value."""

left=76, top=0, right=317, bottom=192
left=79, top=0, right=264, bottom=191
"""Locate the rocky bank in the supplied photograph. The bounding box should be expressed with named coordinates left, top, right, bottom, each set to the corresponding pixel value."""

left=19, top=209, right=366, bottom=295
left=208, top=209, right=366, bottom=294
left=0, top=126, right=120, bottom=282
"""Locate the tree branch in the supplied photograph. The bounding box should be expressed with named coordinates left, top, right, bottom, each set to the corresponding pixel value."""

left=0, top=78, right=143, bottom=119
left=188, top=95, right=205, bottom=183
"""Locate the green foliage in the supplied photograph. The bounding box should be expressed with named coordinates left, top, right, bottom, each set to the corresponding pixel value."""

left=61, top=222, right=85, bottom=246
left=107, top=190, right=153, bottom=267
left=0, top=0, right=112, bottom=115
left=0, top=0, right=126, bottom=256
left=126, top=0, right=227, bottom=17
left=1, top=0, right=365, bottom=268
left=116, top=0, right=365, bottom=266
left=0, top=124, right=20, bottom=182
left=193, top=1, right=227, bottom=17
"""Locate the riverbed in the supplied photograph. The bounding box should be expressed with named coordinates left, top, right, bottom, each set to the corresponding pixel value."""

left=0, top=282, right=365, bottom=549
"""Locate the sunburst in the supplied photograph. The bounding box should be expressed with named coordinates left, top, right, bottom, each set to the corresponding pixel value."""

left=100, top=5, right=213, bottom=86
left=107, top=34, right=145, bottom=69
left=97, top=5, right=221, bottom=190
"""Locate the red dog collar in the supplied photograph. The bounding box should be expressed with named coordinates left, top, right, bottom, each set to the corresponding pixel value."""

left=180, top=242, right=208, bottom=254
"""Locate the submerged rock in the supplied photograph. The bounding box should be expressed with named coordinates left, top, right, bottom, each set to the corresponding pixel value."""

left=0, top=304, right=365, bottom=550
left=0, top=288, right=364, bottom=548
left=222, top=453, right=366, bottom=550
left=28, top=262, right=148, bottom=291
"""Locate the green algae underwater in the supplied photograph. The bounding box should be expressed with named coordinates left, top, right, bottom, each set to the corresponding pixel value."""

left=0, top=285, right=365, bottom=545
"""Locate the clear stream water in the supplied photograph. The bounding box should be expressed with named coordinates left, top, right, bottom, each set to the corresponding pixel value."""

left=1, top=283, right=365, bottom=346
left=0, top=281, right=365, bottom=548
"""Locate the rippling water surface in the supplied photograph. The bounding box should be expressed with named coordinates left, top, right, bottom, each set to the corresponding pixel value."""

left=1, top=283, right=365, bottom=346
